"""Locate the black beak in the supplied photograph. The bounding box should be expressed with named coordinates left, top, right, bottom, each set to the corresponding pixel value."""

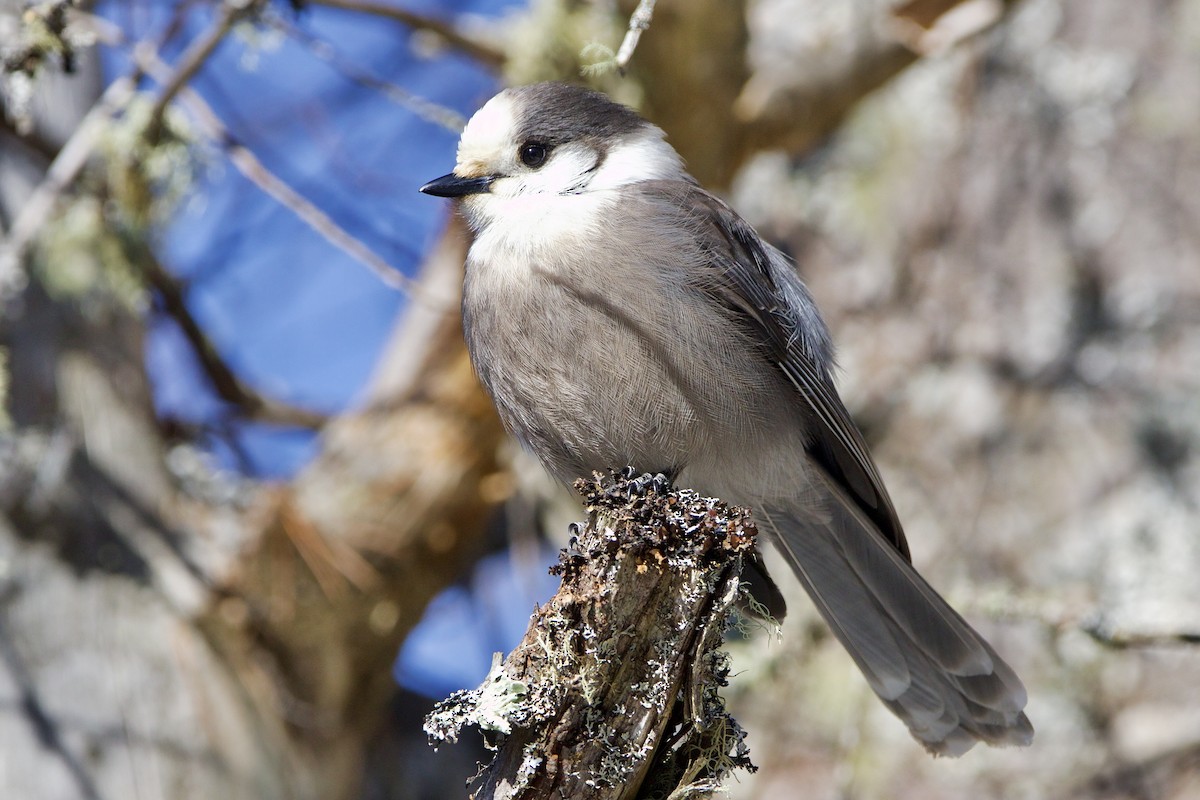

left=419, top=173, right=494, bottom=198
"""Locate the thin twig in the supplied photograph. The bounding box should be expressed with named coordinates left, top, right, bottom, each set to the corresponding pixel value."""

left=180, top=88, right=423, bottom=295
left=144, top=0, right=263, bottom=143
left=134, top=46, right=427, bottom=298
left=965, top=590, right=1200, bottom=652
left=268, top=12, right=466, bottom=131
left=183, top=93, right=421, bottom=295
left=1082, top=623, right=1200, bottom=650
left=304, top=0, right=506, bottom=67
left=615, top=0, right=657, bottom=72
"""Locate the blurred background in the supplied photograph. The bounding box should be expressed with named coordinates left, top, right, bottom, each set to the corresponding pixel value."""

left=2, top=0, right=1199, bottom=798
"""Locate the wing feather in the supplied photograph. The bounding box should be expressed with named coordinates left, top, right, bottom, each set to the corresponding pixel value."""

left=629, top=179, right=1032, bottom=754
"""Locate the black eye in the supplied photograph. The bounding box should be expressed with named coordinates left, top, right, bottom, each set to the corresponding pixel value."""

left=519, top=141, right=550, bottom=168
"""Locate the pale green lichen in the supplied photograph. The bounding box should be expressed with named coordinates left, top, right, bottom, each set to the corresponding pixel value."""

left=30, top=91, right=201, bottom=309
left=474, top=654, right=529, bottom=736
left=32, top=196, right=142, bottom=308
left=579, top=42, right=618, bottom=77
left=98, top=92, right=200, bottom=230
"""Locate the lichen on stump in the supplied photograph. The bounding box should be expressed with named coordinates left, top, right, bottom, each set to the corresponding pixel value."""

left=425, top=469, right=759, bottom=799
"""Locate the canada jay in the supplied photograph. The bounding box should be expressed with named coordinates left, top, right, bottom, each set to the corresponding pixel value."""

left=421, top=82, right=1032, bottom=756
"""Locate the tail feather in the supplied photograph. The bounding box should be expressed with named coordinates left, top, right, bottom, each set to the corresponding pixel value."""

left=760, top=479, right=1033, bottom=756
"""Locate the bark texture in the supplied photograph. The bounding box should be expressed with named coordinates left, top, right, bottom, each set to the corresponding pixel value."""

left=427, top=472, right=757, bottom=800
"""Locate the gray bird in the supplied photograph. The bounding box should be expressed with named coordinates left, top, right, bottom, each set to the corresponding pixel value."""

left=421, top=81, right=1033, bottom=756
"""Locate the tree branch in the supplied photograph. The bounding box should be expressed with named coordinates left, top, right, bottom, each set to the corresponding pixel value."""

left=1081, top=623, right=1200, bottom=650
left=615, top=0, right=657, bottom=72
left=269, top=12, right=466, bottom=131
left=143, top=0, right=264, bottom=144
left=427, top=471, right=758, bottom=799
left=132, top=46, right=424, bottom=297
left=136, top=246, right=330, bottom=429
left=733, top=0, right=1020, bottom=169
left=305, top=0, right=506, bottom=68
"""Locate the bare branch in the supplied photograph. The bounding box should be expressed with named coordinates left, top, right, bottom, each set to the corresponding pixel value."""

left=268, top=12, right=466, bottom=131
left=965, top=591, right=1200, bottom=652
left=305, top=0, right=506, bottom=67
left=133, top=47, right=429, bottom=298
left=615, top=0, right=657, bottom=72
left=730, top=0, right=1020, bottom=175
left=891, top=0, right=1009, bottom=56
left=143, top=0, right=263, bottom=144
left=137, top=249, right=330, bottom=430
left=1082, top=623, right=1200, bottom=651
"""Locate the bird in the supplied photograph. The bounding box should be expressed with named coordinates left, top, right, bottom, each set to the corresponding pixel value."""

left=420, top=81, right=1033, bottom=757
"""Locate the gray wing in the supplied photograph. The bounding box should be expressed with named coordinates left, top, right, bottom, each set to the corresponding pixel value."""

left=633, top=180, right=1033, bottom=754
left=640, top=180, right=911, bottom=560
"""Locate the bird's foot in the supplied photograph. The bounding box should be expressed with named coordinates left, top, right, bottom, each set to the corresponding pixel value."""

left=608, top=467, right=675, bottom=499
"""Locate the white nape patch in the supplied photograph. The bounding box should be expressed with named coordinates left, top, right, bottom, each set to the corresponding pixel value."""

left=586, top=126, right=683, bottom=192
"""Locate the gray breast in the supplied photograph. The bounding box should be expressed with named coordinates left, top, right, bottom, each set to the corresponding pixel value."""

left=460, top=193, right=805, bottom=493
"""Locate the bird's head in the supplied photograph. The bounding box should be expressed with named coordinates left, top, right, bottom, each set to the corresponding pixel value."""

left=420, top=83, right=684, bottom=232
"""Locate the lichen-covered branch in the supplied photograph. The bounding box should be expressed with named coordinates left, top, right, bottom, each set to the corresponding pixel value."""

left=427, top=470, right=759, bottom=800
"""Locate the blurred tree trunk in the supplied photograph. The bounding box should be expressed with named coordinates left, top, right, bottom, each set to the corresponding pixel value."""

left=719, top=2, right=1200, bottom=798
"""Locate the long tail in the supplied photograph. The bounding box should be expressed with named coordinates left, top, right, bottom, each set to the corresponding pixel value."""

left=759, top=479, right=1033, bottom=756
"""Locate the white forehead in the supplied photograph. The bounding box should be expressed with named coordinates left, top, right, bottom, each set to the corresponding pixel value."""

left=456, top=92, right=518, bottom=176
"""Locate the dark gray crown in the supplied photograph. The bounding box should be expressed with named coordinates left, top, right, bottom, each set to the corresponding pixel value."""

left=508, top=82, right=648, bottom=148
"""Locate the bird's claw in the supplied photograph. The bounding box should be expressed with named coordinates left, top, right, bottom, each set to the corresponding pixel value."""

left=607, top=468, right=674, bottom=499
